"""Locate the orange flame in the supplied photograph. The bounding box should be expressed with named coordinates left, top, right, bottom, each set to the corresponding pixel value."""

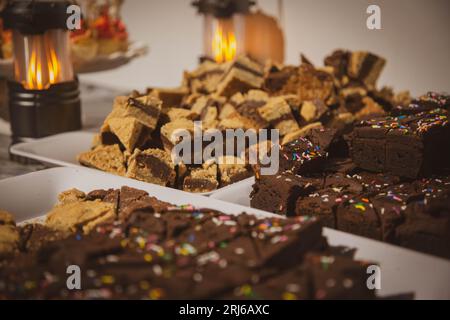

left=212, top=25, right=237, bottom=63
left=25, top=37, right=61, bottom=90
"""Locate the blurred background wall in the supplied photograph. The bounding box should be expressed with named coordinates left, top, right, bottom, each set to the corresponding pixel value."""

left=80, top=0, right=450, bottom=96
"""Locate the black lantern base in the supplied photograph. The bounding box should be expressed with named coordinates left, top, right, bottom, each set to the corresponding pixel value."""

left=8, top=80, right=81, bottom=139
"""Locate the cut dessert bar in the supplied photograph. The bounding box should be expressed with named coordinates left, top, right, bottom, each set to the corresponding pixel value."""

left=182, top=163, right=219, bottom=193
left=347, top=51, right=386, bottom=90
left=258, top=96, right=300, bottom=136
left=126, top=148, right=176, bottom=187
left=304, top=253, right=375, bottom=300
left=251, top=171, right=323, bottom=216
left=0, top=211, right=19, bottom=258
left=77, top=144, right=127, bottom=176
left=352, top=109, right=450, bottom=178
left=216, top=57, right=264, bottom=97
left=295, top=189, right=352, bottom=228
left=160, top=118, right=195, bottom=154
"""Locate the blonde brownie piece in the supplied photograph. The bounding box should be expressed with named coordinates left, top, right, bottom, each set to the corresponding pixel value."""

left=166, top=108, right=197, bottom=122
left=109, top=94, right=162, bottom=131
left=216, top=68, right=264, bottom=98
left=58, top=189, right=86, bottom=204
left=148, top=87, right=188, bottom=108
left=275, top=119, right=301, bottom=137
left=300, top=99, right=329, bottom=123
left=127, top=148, right=176, bottom=187
left=160, top=118, right=195, bottom=153
left=258, top=96, right=299, bottom=135
left=219, top=103, right=237, bottom=120
left=183, top=163, right=219, bottom=193
left=102, top=116, right=144, bottom=151
left=281, top=122, right=323, bottom=145
left=217, top=156, right=252, bottom=187
left=0, top=210, right=19, bottom=258
left=201, top=106, right=219, bottom=129
left=46, top=199, right=116, bottom=234
left=77, top=144, right=126, bottom=176
left=348, top=51, right=386, bottom=90
left=298, top=64, right=336, bottom=105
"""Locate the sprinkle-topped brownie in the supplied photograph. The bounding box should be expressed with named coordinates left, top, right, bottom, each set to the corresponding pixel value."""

left=352, top=108, right=450, bottom=178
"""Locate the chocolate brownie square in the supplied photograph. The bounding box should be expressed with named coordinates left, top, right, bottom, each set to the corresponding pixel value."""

left=352, top=109, right=450, bottom=178
left=295, top=189, right=352, bottom=228
left=251, top=172, right=323, bottom=216
left=336, top=195, right=381, bottom=240
left=396, top=196, right=450, bottom=259
left=304, top=253, right=375, bottom=300
left=279, top=137, right=328, bottom=174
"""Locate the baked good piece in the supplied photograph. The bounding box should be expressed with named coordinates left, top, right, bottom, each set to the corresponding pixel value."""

left=251, top=171, right=323, bottom=216
left=160, top=119, right=194, bottom=154
left=46, top=197, right=116, bottom=234
left=392, top=92, right=450, bottom=115
left=300, top=99, right=330, bottom=123
left=396, top=177, right=450, bottom=258
left=297, top=64, right=336, bottom=106
left=126, top=148, right=176, bottom=187
left=78, top=144, right=127, bottom=176
left=182, top=163, right=219, bottom=193
left=279, top=137, right=327, bottom=174
left=303, top=253, right=375, bottom=300
left=347, top=51, right=386, bottom=90
left=258, top=96, right=300, bottom=136
left=295, top=189, right=352, bottom=228
left=216, top=56, right=264, bottom=97
left=352, top=109, right=450, bottom=178
left=0, top=210, right=19, bottom=258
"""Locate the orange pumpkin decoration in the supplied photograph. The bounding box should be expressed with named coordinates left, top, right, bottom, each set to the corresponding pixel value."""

left=245, top=10, right=285, bottom=64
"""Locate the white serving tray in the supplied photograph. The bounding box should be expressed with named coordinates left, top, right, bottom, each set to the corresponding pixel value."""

left=9, top=131, right=241, bottom=196
left=0, top=167, right=449, bottom=299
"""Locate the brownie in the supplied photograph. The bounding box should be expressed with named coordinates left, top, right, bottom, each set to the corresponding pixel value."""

left=298, top=64, right=336, bottom=106
left=78, top=144, right=127, bottom=176
left=217, top=156, right=252, bottom=187
left=392, top=92, right=450, bottom=115
left=263, top=66, right=298, bottom=95
left=126, top=148, right=176, bottom=187
left=182, top=164, right=219, bottom=193
left=251, top=172, right=323, bottom=216
left=279, top=137, right=327, bottom=174
left=347, top=51, right=386, bottom=90
left=336, top=195, right=381, bottom=240
left=300, top=99, right=330, bottom=123
left=352, top=109, right=450, bottom=178
left=232, top=90, right=269, bottom=129
left=258, top=96, right=300, bottom=136
left=295, top=189, right=352, bottom=228
left=396, top=197, right=450, bottom=259
left=216, top=57, right=264, bottom=97
left=324, top=49, right=350, bottom=81
left=304, top=253, right=375, bottom=300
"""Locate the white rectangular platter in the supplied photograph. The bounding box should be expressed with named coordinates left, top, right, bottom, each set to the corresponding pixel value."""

left=9, top=131, right=253, bottom=197
left=0, top=167, right=449, bottom=299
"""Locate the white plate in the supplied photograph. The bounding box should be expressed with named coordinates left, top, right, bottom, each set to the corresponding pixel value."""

left=0, top=167, right=449, bottom=299
left=10, top=131, right=252, bottom=196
